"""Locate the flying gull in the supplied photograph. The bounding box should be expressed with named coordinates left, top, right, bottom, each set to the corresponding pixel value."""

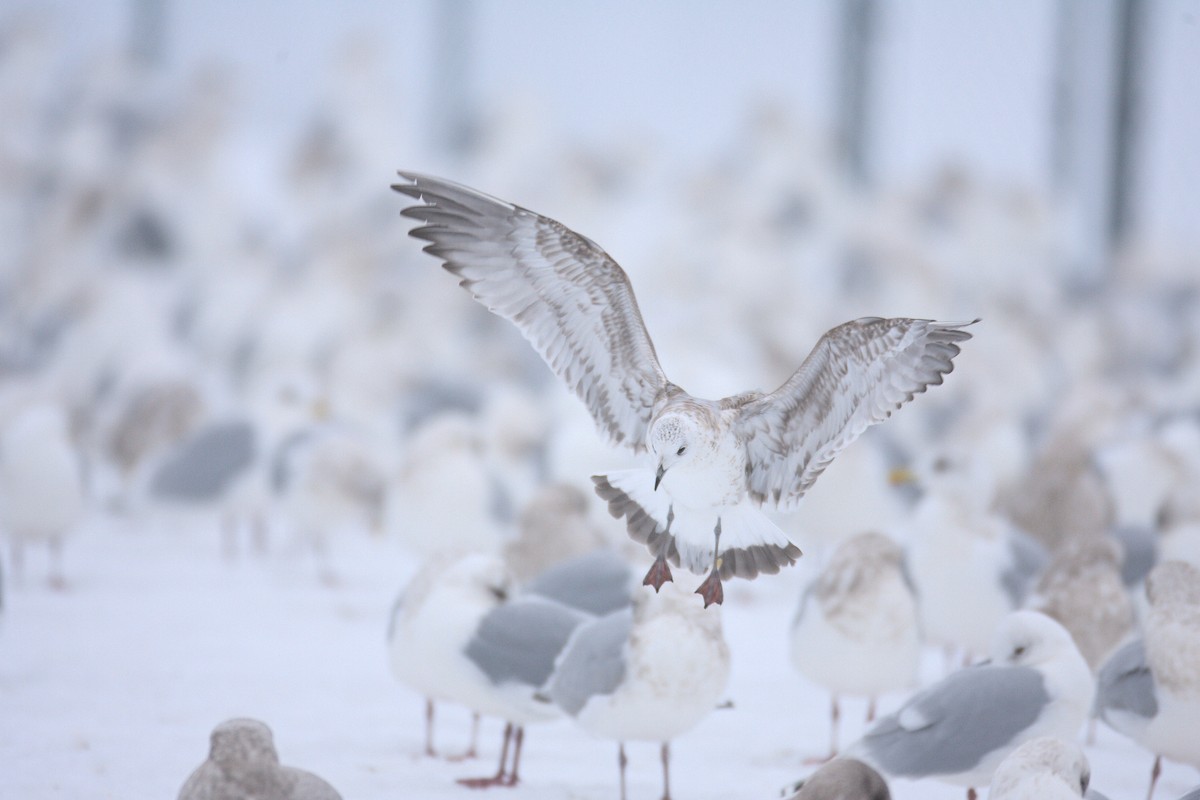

left=394, top=171, right=975, bottom=606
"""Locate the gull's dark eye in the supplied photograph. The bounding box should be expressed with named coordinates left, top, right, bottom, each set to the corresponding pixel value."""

left=677, top=446, right=687, bottom=456
left=1013, top=645, right=1027, bottom=658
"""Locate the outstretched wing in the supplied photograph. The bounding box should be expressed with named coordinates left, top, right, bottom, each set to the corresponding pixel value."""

left=394, top=172, right=674, bottom=452
left=735, top=317, right=975, bottom=510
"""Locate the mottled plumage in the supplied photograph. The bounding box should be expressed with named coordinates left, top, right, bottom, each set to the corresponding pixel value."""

left=396, top=171, right=974, bottom=604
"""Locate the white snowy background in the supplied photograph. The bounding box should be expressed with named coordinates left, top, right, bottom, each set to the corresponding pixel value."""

left=2, top=2, right=1199, bottom=799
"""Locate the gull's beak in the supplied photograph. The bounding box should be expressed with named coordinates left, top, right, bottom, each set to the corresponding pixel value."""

left=654, top=463, right=666, bottom=491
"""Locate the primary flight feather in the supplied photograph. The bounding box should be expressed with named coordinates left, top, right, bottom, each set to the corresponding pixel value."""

left=394, top=171, right=975, bottom=606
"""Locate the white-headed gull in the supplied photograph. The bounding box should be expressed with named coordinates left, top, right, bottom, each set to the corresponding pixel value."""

left=849, top=611, right=1093, bottom=800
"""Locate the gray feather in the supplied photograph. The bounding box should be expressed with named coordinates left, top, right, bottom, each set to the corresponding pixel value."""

left=523, top=550, right=633, bottom=616
left=1000, top=527, right=1049, bottom=607
left=150, top=421, right=256, bottom=502
left=1094, top=639, right=1157, bottom=721
left=547, top=608, right=633, bottom=716
left=861, top=664, right=1049, bottom=778
left=465, top=597, right=589, bottom=689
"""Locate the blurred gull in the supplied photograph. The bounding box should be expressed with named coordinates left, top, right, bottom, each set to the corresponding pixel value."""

left=391, top=413, right=510, bottom=558
left=453, top=593, right=590, bottom=787
left=987, top=737, right=1091, bottom=800
left=849, top=611, right=1094, bottom=800
left=387, top=553, right=513, bottom=759
left=396, top=171, right=974, bottom=605
left=906, top=456, right=1048, bottom=662
left=0, top=403, right=84, bottom=587
left=146, top=418, right=260, bottom=549
left=273, top=424, right=388, bottom=584
left=1094, top=561, right=1200, bottom=800
left=177, top=718, right=341, bottom=800
left=522, top=548, right=636, bottom=617
left=782, top=758, right=891, bottom=800
left=1027, top=535, right=1135, bottom=672
left=502, top=482, right=612, bottom=584
left=790, top=531, right=920, bottom=760
left=545, top=583, right=731, bottom=800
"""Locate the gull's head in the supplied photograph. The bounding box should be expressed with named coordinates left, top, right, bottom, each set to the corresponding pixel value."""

left=991, top=610, right=1078, bottom=669
left=649, top=413, right=700, bottom=490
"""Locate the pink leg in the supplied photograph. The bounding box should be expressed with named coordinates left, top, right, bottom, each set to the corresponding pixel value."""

left=660, top=741, right=671, bottom=800
left=1146, top=754, right=1162, bottom=800
left=457, top=722, right=514, bottom=788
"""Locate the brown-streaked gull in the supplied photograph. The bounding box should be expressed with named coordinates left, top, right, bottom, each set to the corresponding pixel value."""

left=782, top=757, right=891, bottom=800
left=987, top=736, right=1092, bottom=800
left=790, top=531, right=920, bottom=760
left=1094, top=561, right=1200, bottom=800
left=848, top=611, right=1093, bottom=800
left=395, top=171, right=975, bottom=606
left=177, top=718, right=341, bottom=800
left=1027, top=535, right=1134, bottom=673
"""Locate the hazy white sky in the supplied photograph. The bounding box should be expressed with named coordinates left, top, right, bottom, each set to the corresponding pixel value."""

left=11, top=0, right=1200, bottom=248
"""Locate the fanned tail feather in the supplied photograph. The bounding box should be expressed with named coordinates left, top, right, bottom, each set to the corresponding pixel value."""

left=592, top=470, right=802, bottom=579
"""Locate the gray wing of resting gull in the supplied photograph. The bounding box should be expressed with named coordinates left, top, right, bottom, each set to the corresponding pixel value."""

left=150, top=421, right=257, bottom=502
left=546, top=607, right=634, bottom=716
left=859, top=664, right=1050, bottom=778
left=1177, top=787, right=1200, bottom=800
left=1000, top=528, right=1051, bottom=607
left=522, top=550, right=634, bottom=616
left=785, top=758, right=891, bottom=800
left=465, top=596, right=591, bottom=689
left=1093, top=639, right=1157, bottom=721
left=1110, top=524, right=1158, bottom=587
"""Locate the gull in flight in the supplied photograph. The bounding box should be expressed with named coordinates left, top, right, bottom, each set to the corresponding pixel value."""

left=394, top=172, right=975, bottom=606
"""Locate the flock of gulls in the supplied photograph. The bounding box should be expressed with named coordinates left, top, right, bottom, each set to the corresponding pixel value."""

left=3, top=29, right=1200, bottom=800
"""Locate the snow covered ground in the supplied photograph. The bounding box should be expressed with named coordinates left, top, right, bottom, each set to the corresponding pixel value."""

left=2, top=515, right=1197, bottom=800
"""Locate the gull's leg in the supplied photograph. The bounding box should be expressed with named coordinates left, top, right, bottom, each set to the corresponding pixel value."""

left=423, top=697, right=437, bottom=757
left=866, top=695, right=877, bottom=723
left=642, top=505, right=675, bottom=592
left=660, top=741, right=671, bottom=800
left=1146, top=754, right=1162, bottom=800
left=967, top=789, right=977, bottom=800
left=694, top=518, right=724, bottom=607
left=618, top=742, right=628, bottom=800
left=804, top=694, right=838, bottom=764
left=457, top=721, right=513, bottom=788
left=501, top=726, right=524, bottom=786
left=47, top=536, right=66, bottom=590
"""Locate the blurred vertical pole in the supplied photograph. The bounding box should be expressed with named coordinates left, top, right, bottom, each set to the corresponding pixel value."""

left=130, top=0, right=167, bottom=70
left=836, top=0, right=878, bottom=187
left=1052, top=0, right=1147, bottom=285
left=430, top=0, right=477, bottom=158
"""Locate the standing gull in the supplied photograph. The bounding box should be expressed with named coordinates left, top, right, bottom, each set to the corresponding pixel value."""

left=394, top=171, right=975, bottom=605
left=1094, top=561, right=1200, bottom=800
left=544, top=583, right=730, bottom=800
left=790, top=531, right=921, bottom=760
